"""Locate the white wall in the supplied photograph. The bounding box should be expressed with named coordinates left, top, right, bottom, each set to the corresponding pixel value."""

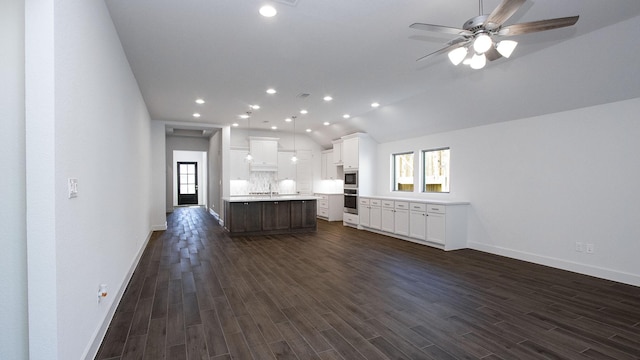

left=150, top=122, right=167, bottom=230
left=0, top=0, right=28, bottom=358
left=25, top=0, right=155, bottom=359
left=208, top=130, right=223, bottom=216
left=376, top=98, right=640, bottom=286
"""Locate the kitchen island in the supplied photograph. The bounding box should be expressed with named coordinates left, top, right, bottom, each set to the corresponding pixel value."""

left=222, top=195, right=318, bottom=235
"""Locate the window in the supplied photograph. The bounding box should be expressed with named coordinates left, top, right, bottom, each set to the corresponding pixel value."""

left=393, top=152, right=414, bottom=191
left=423, top=148, right=450, bottom=193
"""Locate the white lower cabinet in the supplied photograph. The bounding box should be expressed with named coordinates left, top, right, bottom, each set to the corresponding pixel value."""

left=409, top=202, right=427, bottom=240
left=369, top=199, right=382, bottom=230
left=354, top=197, right=468, bottom=251
left=426, top=204, right=446, bottom=245
left=381, top=200, right=395, bottom=233
left=359, top=198, right=370, bottom=227
left=394, top=201, right=409, bottom=236
left=315, top=193, right=343, bottom=221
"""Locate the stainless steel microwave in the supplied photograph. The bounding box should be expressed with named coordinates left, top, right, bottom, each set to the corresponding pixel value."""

left=344, top=171, right=358, bottom=189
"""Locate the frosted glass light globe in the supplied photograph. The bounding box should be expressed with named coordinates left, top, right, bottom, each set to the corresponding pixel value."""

left=473, top=34, right=492, bottom=54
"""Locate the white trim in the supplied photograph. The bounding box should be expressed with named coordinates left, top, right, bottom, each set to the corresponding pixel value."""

left=151, top=221, right=167, bottom=231
left=82, top=230, right=155, bottom=360
left=468, top=241, right=640, bottom=287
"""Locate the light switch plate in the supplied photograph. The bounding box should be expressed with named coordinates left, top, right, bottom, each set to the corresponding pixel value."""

left=68, top=178, right=78, bottom=198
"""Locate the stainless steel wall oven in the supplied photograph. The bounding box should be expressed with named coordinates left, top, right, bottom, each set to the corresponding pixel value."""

left=344, top=188, right=358, bottom=214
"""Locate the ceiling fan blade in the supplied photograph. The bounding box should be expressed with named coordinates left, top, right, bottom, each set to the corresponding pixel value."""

left=485, top=46, right=503, bottom=61
left=498, top=16, right=579, bottom=36
left=486, top=0, right=526, bottom=29
left=410, top=22, right=472, bottom=36
left=416, top=40, right=470, bottom=62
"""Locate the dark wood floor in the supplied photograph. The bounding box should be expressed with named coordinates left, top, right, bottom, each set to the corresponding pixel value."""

left=96, top=207, right=640, bottom=360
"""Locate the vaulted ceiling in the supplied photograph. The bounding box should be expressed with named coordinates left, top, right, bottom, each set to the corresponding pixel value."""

left=105, top=0, right=640, bottom=147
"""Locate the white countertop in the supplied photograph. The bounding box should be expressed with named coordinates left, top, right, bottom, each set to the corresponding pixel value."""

left=359, top=195, right=469, bottom=206
left=223, top=195, right=321, bottom=202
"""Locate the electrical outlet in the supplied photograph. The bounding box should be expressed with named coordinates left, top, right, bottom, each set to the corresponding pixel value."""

left=68, top=178, right=78, bottom=198
left=586, top=243, right=595, bottom=254
left=575, top=242, right=584, bottom=252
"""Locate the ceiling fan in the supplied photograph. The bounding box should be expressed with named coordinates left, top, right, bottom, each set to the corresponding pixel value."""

left=410, top=0, right=579, bottom=69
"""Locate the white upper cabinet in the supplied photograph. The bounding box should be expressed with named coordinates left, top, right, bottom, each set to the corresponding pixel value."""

left=342, top=137, right=358, bottom=170
left=332, top=140, right=343, bottom=165
left=230, top=149, right=250, bottom=180
left=249, top=137, right=279, bottom=171
left=277, top=151, right=296, bottom=180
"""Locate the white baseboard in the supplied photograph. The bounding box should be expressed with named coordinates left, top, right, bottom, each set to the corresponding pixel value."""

left=83, top=230, right=154, bottom=360
left=468, top=241, right=640, bottom=287
left=151, top=221, right=167, bottom=231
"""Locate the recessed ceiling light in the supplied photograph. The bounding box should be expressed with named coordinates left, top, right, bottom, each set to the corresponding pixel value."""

left=266, top=88, right=277, bottom=94
left=250, top=104, right=260, bottom=110
left=232, top=123, right=239, bottom=127
left=240, top=114, right=250, bottom=119
left=259, top=5, right=277, bottom=17
left=371, top=102, right=380, bottom=108
left=300, top=109, right=308, bottom=114
left=323, top=122, right=330, bottom=126
left=285, top=118, right=292, bottom=122
left=271, top=126, right=278, bottom=130
left=343, top=114, right=350, bottom=119
left=323, top=96, right=333, bottom=102
left=193, top=113, right=201, bottom=118
left=306, top=129, right=312, bottom=133
left=195, top=99, right=205, bottom=104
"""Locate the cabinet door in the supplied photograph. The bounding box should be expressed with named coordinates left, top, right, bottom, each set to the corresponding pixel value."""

left=325, top=150, right=337, bottom=179
left=342, top=137, right=359, bottom=170
left=230, top=149, right=250, bottom=180
left=427, top=213, right=446, bottom=245
left=291, top=200, right=317, bottom=229
left=370, top=206, right=381, bottom=230
left=278, top=152, right=296, bottom=180
left=394, top=209, right=409, bottom=236
left=320, top=152, right=328, bottom=179
left=381, top=207, right=395, bottom=233
left=359, top=204, right=370, bottom=227
left=250, top=139, right=278, bottom=171
left=229, top=202, right=262, bottom=233
left=262, top=201, right=290, bottom=230
left=409, top=211, right=427, bottom=240
left=332, top=141, right=343, bottom=164
left=295, top=150, right=313, bottom=194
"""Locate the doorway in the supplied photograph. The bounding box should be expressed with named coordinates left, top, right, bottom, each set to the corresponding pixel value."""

left=177, top=162, right=198, bottom=205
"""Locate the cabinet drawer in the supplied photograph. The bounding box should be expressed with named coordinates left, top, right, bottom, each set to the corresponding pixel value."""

left=370, top=199, right=381, bottom=206
left=427, top=204, right=446, bottom=214
left=318, top=208, right=329, bottom=217
left=343, top=213, right=359, bottom=224
left=394, top=201, right=409, bottom=210
left=382, top=200, right=395, bottom=208
left=316, top=194, right=329, bottom=200
left=410, top=203, right=426, bottom=211
left=359, top=198, right=370, bottom=206
left=318, top=200, right=329, bottom=209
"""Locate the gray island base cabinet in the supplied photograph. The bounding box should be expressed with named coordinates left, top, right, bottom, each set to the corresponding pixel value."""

left=223, top=197, right=317, bottom=236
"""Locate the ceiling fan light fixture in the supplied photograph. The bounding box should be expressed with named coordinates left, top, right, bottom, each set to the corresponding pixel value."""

left=259, top=5, right=277, bottom=17
left=473, top=33, right=492, bottom=54
left=470, top=53, right=486, bottom=69
left=496, top=40, right=518, bottom=58
left=448, top=47, right=468, bottom=66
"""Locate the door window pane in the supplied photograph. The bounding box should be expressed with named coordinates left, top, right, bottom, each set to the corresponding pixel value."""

left=393, top=152, right=414, bottom=191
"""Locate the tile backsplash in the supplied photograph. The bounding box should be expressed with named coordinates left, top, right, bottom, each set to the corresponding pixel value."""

left=230, top=172, right=297, bottom=195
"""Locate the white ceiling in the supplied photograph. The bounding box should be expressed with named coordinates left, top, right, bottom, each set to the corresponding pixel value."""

left=105, top=0, right=640, bottom=147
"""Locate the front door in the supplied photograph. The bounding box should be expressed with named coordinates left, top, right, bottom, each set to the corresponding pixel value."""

left=177, top=162, right=198, bottom=205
